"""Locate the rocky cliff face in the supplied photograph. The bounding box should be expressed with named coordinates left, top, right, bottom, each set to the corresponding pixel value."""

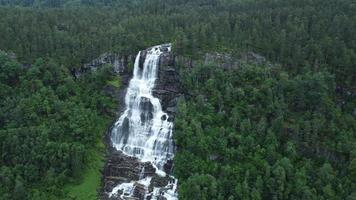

left=151, top=45, right=181, bottom=118
left=82, top=48, right=269, bottom=200
left=79, top=47, right=182, bottom=117
left=102, top=150, right=173, bottom=200
left=175, top=51, right=268, bottom=70
left=80, top=50, right=269, bottom=117
left=74, top=53, right=134, bottom=77
left=99, top=45, right=181, bottom=200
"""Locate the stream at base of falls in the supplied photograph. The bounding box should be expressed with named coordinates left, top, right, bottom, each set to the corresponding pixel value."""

left=108, top=44, right=178, bottom=200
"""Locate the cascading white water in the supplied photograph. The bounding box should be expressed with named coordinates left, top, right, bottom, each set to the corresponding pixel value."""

left=109, top=44, right=177, bottom=200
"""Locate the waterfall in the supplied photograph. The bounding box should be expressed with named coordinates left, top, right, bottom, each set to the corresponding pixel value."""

left=109, top=44, right=178, bottom=200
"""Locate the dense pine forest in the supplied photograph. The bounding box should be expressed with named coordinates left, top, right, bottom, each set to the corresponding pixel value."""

left=0, top=0, right=355, bottom=199
left=175, top=61, right=355, bottom=199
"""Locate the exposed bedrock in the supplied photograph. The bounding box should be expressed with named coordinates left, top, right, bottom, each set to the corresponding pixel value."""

left=82, top=46, right=270, bottom=200
left=102, top=151, right=173, bottom=200
left=101, top=44, right=179, bottom=200
left=80, top=48, right=271, bottom=117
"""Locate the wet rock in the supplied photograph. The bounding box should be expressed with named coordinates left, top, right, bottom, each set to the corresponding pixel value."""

left=118, top=117, right=130, bottom=145
left=139, top=50, right=147, bottom=70
left=99, top=45, right=275, bottom=200
left=152, top=64, right=181, bottom=115
left=102, top=45, right=181, bottom=199
left=103, top=151, right=142, bottom=193
left=167, top=116, right=174, bottom=122
left=159, top=43, right=171, bottom=53
left=161, top=115, right=167, bottom=121
left=140, top=112, right=154, bottom=124
left=136, top=44, right=182, bottom=118
left=104, top=180, right=117, bottom=193
left=139, top=97, right=154, bottom=124
left=149, top=175, right=172, bottom=189
left=142, top=162, right=156, bottom=178
left=163, top=159, right=173, bottom=174
left=133, top=183, right=146, bottom=199
left=139, top=97, right=154, bottom=113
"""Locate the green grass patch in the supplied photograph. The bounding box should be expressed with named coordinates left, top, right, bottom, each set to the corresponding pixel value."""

left=107, top=77, right=121, bottom=88
left=64, top=142, right=105, bottom=200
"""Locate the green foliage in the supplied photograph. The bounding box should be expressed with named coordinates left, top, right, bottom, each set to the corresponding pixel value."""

left=64, top=142, right=105, bottom=200
left=0, top=53, right=115, bottom=199
left=107, top=77, right=121, bottom=88
left=0, top=0, right=143, bottom=8
left=0, top=0, right=355, bottom=199
left=180, top=174, right=218, bottom=200
left=0, top=0, right=355, bottom=88
left=174, top=62, right=355, bottom=199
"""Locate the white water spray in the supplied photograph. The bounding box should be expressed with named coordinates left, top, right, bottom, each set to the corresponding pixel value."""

left=109, top=44, right=177, bottom=199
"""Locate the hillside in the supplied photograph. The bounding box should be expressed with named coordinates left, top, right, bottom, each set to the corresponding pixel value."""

left=0, top=0, right=355, bottom=199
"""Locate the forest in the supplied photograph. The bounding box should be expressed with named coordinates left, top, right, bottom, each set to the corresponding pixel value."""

left=0, top=0, right=355, bottom=199
left=175, top=61, right=355, bottom=199
left=0, top=51, right=117, bottom=199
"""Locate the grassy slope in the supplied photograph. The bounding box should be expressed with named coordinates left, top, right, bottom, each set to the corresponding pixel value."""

left=64, top=141, right=105, bottom=200
left=64, top=75, right=120, bottom=200
left=107, top=77, right=121, bottom=88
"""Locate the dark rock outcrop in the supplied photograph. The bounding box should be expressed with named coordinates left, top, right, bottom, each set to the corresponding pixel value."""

left=102, top=150, right=174, bottom=200
left=140, top=97, right=154, bottom=124
left=103, top=151, right=142, bottom=189
left=100, top=46, right=268, bottom=199
left=82, top=53, right=134, bottom=75
left=204, top=52, right=241, bottom=70
left=102, top=151, right=160, bottom=199
left=175, top=51, right=268, bottom=70
left=101, top=45, right=181, bottom=200
left=149, top=175, right=173, bottom=189
left=141, top=44, right=182, bottom=117
left=163, top=159, right=174, bottom=175
left=73, top=53, right=134, bottom=87
left=133, top=183, right=147, bottom=200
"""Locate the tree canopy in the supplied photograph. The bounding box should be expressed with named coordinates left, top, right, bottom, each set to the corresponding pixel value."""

left=0, top=0, right=355, bottom=199
left=174, top=61, right=355, bottom=199
left=0, top=51, right=116, bottom=199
